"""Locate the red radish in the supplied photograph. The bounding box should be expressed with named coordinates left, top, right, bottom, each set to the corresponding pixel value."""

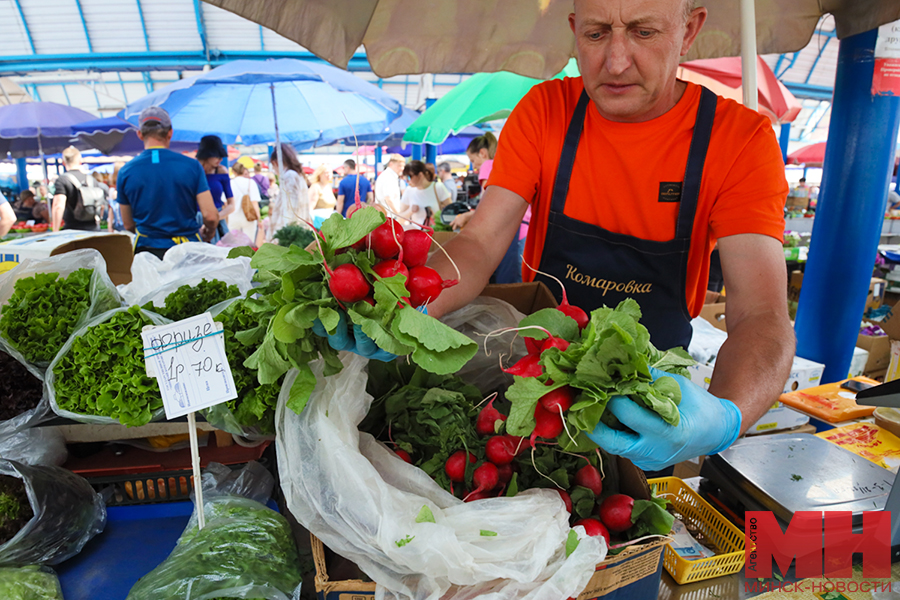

left=598, top=494, right=635, bottom=533
left=361, top=296, right=376, bottom=306
left=372, top=259, right=410, bottom=280
left=574, top=464, right=603, bottom=496
left=558, top=490, right=573, bottom=513
left=407, top=266, right=457, bottom=307
left=496, top=463, right=514, bottom=484
left=574, top=518, right=611, bottom=545
left=445, top=450, right=476, bottom=482
left=351, top=236, right=368, bottom=252
left=328, top=264, right=371, bottom=303
left=370, top=219, right=405, bottom=259
left=503, top=354, right=543, bottom=377
left=486, top=436, right=519, bottom=465
left=531, top=403, right=564, bottom=445
left=394, top=449, right=412, bottom=464
left=464, top=463, right=499, bottom=500
left=521, top=258, right=589, bottom=329
left=524, top=337, right=544, bottom=356
left=464, top=490, right=492, bottom=502
left=400, top=229, right=432, bottom=268
left=539, top=386, right=574, bottom=413
left=476, top=397, right=507, bottom=436
left=542, top=336, right=570, bottom=353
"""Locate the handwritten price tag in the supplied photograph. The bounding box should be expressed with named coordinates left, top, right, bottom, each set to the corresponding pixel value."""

left=141, top=313, right=237, bottom=420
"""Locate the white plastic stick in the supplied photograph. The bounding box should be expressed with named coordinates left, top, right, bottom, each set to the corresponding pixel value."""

left=188, top=411, right=205, bottom=530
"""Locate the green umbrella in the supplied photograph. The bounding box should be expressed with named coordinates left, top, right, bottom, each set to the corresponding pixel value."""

left=403, top=58, right=579, bottom=145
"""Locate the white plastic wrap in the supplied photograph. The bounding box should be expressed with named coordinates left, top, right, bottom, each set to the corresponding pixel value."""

left=276, top=354, right=604, bottom=600
left=118, top=242, right=254, bottom=308
left=0, top=460, right=106, bottom=566
left=688, top=316, right=728, bottom=366
left=0, top=430, right=67, bottom=467
left=439, top=297, right=529, bottom=395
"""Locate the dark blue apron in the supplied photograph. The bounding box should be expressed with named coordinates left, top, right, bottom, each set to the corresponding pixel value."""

left=535, top=86, right=717, bottom=350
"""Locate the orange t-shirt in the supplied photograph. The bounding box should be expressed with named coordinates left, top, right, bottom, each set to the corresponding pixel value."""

left=487, top=78, right=788, bottom=317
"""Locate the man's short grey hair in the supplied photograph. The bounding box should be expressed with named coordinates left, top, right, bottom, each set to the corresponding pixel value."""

left=437, top=162, right=452, bottom=174
left=683, top=0, right=696, bottom=21
left=140, top=121, right=172, bottom=141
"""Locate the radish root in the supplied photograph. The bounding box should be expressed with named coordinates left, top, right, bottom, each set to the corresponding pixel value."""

left=609, top=535, right=674, bottom=550
left=474, top=391, right=499, bottom=409
left=531, top=447, right=563, bottom=489
left=522, top=257, right=571, bottom=305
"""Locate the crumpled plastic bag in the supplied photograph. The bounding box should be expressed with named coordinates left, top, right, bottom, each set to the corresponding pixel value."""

left=0, top=565, right=64, bottom=600
left=0, top=248, right=122, bottom=371
left=118, top=242, right=253, bottom=308
left=873, top=581, right=900, bottom=600
left=0, top=460, right=106, bottom=566
left=0, top=429, right=67, bottom=467
left=276, top=354, right=604, bottom=600
left=216, top=229, right=255, bottom=248
left=688, top=316, right=728, bottom=366
left=126, top=461, right=301, bottom=600
left=439, top=296, right=528, bottom=395
left=45, top=306, right=169, bottom=426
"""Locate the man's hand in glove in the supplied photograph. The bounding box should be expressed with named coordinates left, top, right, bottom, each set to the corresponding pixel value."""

left=586, top=367, right=742, bottom=471
left=311, top=311, right=397, bottom=362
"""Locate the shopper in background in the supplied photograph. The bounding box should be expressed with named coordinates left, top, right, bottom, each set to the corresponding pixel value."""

left=229, top=162, right=263, bottom=247
left=399, top=160, right=451, bottom=227
left=266, top=143, right=310, bottom=242
left=196, top=135, right=234, bottom=243
left=336, top=159, right=373, bottom=217
left=13, top=190, right=49, bottom=224
left=438, top=162, right=458, bottom=200
left=252, top=162, right=270, bottom=201
left=0, top=194, right=16, bottom=237
left=309, top=164, right=337, bottom=213
left=374, top=153, right=405, bottom=217
left=117, top=106, right=217, bottom=258
left=52, top=146, right=107, bottom=232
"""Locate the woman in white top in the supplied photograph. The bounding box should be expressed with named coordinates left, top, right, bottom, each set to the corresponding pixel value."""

left=399, top=160, right=451, bottom=227
left=266, top=143, right=311, bottom=243
left=308, top=164, right=337, bottom=212
left=228, top=162, right=263, bottom=247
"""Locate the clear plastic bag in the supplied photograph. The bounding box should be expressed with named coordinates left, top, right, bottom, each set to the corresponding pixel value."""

left=0, top=248, right=122, bottom=370
left=0, top=460, right=106, bottom=566
left=0, top=339, right=51, bottom=438
left=439, top=296, right=529, bottom=395
left=276, top=354, right=604, bottom=600
left=0, top=565, right=64, bottom=600
left=0, top=429, right=67, bottom=467
left=118, top=243, right=254, bottom=308
left=45, top=306, right=169, bottom=426
left=687, top=316, right=728, bottom=366
left=126, top=462, right=301, bottom=600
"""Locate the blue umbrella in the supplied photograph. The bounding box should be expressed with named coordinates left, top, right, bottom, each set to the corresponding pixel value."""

left=0, top=102, right=94, bottom=159
left=73, top=116, right=198, bottom=155
left=119, top=59, right=403, bottom=149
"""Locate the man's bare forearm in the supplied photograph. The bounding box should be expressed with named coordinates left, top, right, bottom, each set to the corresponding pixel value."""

left=427, top=230, right=500, bottom=318
left=707, top=314, right=795, bottom=433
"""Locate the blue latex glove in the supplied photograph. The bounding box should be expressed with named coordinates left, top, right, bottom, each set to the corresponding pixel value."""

left=311, top=311, right=397, bottom=362
left=586, top=367, right=742, bottom=471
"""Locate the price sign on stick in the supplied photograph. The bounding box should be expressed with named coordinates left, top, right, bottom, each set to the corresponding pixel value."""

left=141, top=312, right=237, bottom=529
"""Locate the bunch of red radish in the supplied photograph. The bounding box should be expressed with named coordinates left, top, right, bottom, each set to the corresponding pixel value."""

left=320, top=218, right=457, bottom=309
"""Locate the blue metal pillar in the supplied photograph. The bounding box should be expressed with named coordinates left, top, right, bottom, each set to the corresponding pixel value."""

left=15, top=158, right=28, bottom=194
left=412, top=145, right=422, bottom=161
left=374, top=146, right=382, bottom=177
left=779, top=123, right=791, bottom=163
left=795, top=29, right=900, bottom=382
left=424, top=98, right=437, bottom=165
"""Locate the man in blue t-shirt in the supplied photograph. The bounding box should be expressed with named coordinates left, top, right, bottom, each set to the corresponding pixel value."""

left=336, top=159, right=373, bottom=217
left=117, top=107, right=218, bottom=259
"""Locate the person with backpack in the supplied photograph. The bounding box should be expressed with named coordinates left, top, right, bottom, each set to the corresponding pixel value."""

left=51, top=146, right=107, bottom=232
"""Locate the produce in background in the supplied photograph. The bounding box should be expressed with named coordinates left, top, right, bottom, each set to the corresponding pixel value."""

left=0, top=476, right=32, bottom=545
left=0, top=566, right=64, bottom=600
left=227, top=206, right=476, bottom=415
left=0, top=351, right=42, bottom=422
left=212, top=299, right=281, bottom=434
left=52, top=306, right=162, bottom=427
left=143, top=278, right=240, bottom=323
left=273, top=223, right=316, bottom=250
left=126, top=496, right=302, bottom=600
left=0, top=268, right=116, bottom=364
left=360, top=362, right=674, bottom=544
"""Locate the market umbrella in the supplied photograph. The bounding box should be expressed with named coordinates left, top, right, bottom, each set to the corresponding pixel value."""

left=72, top=117, right=197, bottom=155
left=0, top=102, right=94, bottom=159
left=201, top=0, right=900, bottom=80
left=787, top=142, right=827, bottom=167
left=404, top=59, right=580, bottom=146
left=677, top=57, right=802, bottom=125
left=120, top=59, right=402, bottom=149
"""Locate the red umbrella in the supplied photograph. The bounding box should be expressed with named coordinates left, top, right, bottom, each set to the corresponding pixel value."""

left=786, top=142, right=826, bottom=167
left=677, top=57, right=802, bottom=125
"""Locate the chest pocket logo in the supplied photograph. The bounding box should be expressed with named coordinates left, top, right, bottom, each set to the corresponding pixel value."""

left=658, top=182, right=682, bottom=203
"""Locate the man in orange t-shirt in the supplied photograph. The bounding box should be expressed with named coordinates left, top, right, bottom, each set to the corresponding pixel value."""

left=429, top=0, right=795, bottom=474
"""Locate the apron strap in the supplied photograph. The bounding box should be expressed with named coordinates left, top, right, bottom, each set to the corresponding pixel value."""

left=675, top=86, right=717, bottom=240
left=549, top=90, right=591, bottom=214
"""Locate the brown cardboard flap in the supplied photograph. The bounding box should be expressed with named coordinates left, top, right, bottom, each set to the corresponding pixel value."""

left=858, top=334, right=891, bottom=372
left=699, top=302, right=727, bottom=332
left=430, top=231, right=458, bottom=247
left=480, top=282, right=558, bottom=315
left=616, top=456, right=651, bottom=501
left=50, top=233, right=133, bottom=285
left=875, top=301, right=900, bottom=341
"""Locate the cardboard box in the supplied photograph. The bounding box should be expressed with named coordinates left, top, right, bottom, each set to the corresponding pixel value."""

left=699, top=302, right=727, bottom=332
left=787, top=270, right=803, bottom=303
left=429, top=231, right=457, bottom=247
left=849, top=346, right=869, bottom=377
left=480, top=281, right=558, bottom=314
left=867, top=278, right=888, bottom=312
left=0, top=231, right=134, bottom=285
left=858, top=333, right=891, bottom=373
left=688, top=355, right=823, bottom=395
left=746, top=405, right=810, bottom=435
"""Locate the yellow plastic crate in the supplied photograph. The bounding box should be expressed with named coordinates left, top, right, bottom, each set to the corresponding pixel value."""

left=647, top=477, right=745, bottom=584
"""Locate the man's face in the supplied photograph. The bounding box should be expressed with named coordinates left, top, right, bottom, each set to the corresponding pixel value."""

left=390, top=161, right=404, bottom=175
left=569, top=0, right=706, bottom=123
